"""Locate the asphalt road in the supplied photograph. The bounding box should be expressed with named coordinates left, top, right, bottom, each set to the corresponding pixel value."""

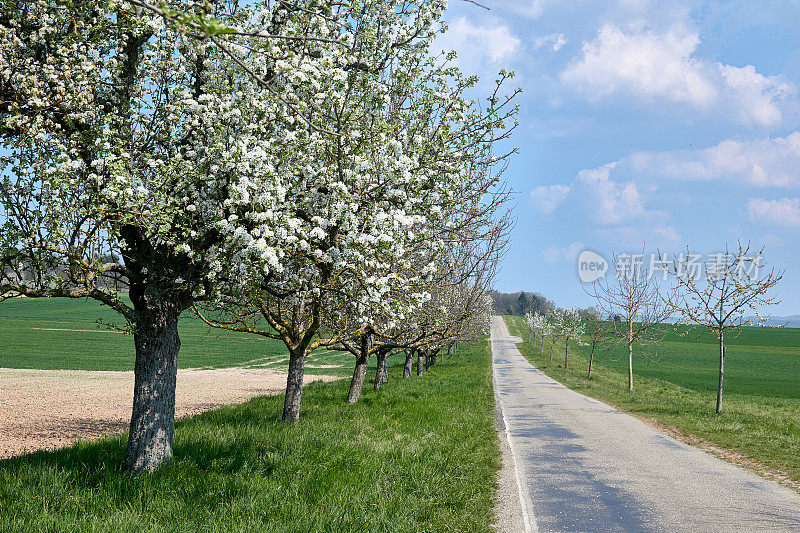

left=491, top=315, right=800, bottom=533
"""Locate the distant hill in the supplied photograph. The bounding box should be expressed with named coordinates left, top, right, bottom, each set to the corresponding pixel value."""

left=489, top=290, right=555, bottom=316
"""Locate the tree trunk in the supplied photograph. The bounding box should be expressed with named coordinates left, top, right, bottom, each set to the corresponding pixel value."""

left=283, top=349, right=307, bottom=422
left=348, top=334, right=371, bottom=403
left=417, top=351, right=424, bottom=376
left=447, top=342, right=455, bottom=356
left=627, top=340, right=634, bottom=392
left=540, top=339, right=544, bottom=355
left=588, top=345, right=596, bottom=378
left=374, top=351, right=387, bottom=391
left=424, top=353, right=430, bottom=370
left=403, top=349, right=413, bottom=379
left=627, top=320, right=634, bottom=392
left=564, top=337, right=570, bottom=369
left=124, top=303, right=181, bottom=473
left=716, top=331, right=725, bottom=414
left=550, top=341, right=555, bottom=362
left=429, top=351, right=438, bottom=367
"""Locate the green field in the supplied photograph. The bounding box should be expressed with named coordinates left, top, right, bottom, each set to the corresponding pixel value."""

left=0, top=340, right=499, bottom=531
left=0, top=298, right=353, bottom=375
left=505, top=315, right=800, bottom=488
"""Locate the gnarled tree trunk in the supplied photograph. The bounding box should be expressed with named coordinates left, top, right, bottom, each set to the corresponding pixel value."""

left=283, top=349, right=307, bottom=422
left=347, top=333, right=371, bottom=404
left=124, top=299, right=182, bottom=473
left=374, top=351, right=388, bottom=391
left=403, top=349, right=413, bottom=379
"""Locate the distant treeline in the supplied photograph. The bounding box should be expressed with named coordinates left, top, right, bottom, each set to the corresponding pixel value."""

left=490, top=290, right=556, bottom=316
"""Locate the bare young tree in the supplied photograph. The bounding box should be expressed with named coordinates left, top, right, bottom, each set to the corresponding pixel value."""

left=580, top=307, right=608, bottom=379
left=586, top=252, right=672, bottom=391
left=660, top=242, right=782, bottom=413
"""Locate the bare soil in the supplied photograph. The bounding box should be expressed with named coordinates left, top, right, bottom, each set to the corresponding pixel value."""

left=0, top=367, right=339, bottom=459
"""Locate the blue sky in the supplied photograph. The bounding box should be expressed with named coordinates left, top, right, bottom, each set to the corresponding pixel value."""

left=440, top=0, right=800, bottom=315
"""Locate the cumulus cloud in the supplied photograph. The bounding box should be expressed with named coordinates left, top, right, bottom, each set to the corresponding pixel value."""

left=436, top=17, right=520, bottom=77
left=561, top=24, right=793, bottom=127
left=533, top=33, right=567, bottom=52
left=530, top=184, right=571, bottom=213
left=629, top=132, right=800, bottom=188
left=747, top=198, right=800, bottom=227
left=543, top=241, right=584, bottom=263
left=576, top=162, right=649, bottom=224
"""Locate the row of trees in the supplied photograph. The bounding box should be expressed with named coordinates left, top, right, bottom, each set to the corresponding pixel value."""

left=0, top=0, right=514, bottom=472
left=492, top=290, right=555, bottom=316
left=524, top=243, right=782, bottom=414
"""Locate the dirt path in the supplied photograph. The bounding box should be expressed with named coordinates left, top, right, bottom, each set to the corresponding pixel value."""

left=0, top=367, right=339, bottom=459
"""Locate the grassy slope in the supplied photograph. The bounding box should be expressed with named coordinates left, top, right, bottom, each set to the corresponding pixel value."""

left=0, top=340, right=500, bottom=532
left=0, top=298, right=353, bottom=375
left=505, top=315, right=800, bottom=487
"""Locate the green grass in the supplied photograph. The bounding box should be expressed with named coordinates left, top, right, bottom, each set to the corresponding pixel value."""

left=505, top=315, right=800, bottom=487
left=0, top=298, right=353, bottom=375
left=0, top=339, right=500, bottom=532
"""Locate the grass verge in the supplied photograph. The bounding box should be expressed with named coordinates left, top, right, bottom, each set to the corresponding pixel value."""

left=504, top=315, right=800, bottom=491
left=0, top=339, right=500, bottom=532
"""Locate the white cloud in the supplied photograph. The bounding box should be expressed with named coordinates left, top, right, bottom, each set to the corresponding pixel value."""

left=595, top=224, right=681, bottom=248
left=543, top=241, right=584, bottom=263
left=630, top=132, right=800, bottom=188
left=561, top=24, right=793, bottom=127
left=747, top=198, right=800, bottom=227
left=576, top=162, right=649, bottom=224
left=436, top=17, right=520, bottom=77
left=506, top=0, right=548, bottom=19
left=533, top=33, right=567, bottom=52
left=530, top=184, right=570, bottom=213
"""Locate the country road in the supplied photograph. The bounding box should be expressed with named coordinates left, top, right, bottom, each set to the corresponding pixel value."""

left=491, top=316, right=800, bottom=533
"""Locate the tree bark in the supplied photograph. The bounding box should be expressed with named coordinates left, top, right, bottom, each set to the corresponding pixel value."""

left=416, top=351, right=424, bottom=376
left=627, top=320, right=634, bottom=392
left=588, top=346, right=596, bottom=378
left=564, top=337, right=569, bottom=369
left=627, top=340, right=634, bottom=392
left=540, top=339, right=544, bottom=355
left=124, top=302, right=181, bottom=473
left=429, top=351, right=438, bottom=368
left=403, top=349, right=413, bottom=379
left=716, top=331, right=725, bottom=414
left=447, top=342, right=455, bottom=356
left=347, top=334, right=371, bottom=404
left=374, top=351, right=387, bottom=391
left=283, top=349, right=307, bottom=422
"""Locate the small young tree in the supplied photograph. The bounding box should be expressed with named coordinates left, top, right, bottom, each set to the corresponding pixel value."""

left=661, top=243, right=782, bottom=413
left=586, top=252, right=672, bottom=391
left=537, top=316, right=551, bottom=356
left=548, top=310, right=564, bottom=363
left=525, top=310, right=536, bottom=344
left=581, top=307, right=607, bottom=379
left=559, top=307, right=585, bottom=370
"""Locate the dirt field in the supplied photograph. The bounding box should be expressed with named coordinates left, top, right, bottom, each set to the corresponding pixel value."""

left=0, top=367, right=340, bottom=459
